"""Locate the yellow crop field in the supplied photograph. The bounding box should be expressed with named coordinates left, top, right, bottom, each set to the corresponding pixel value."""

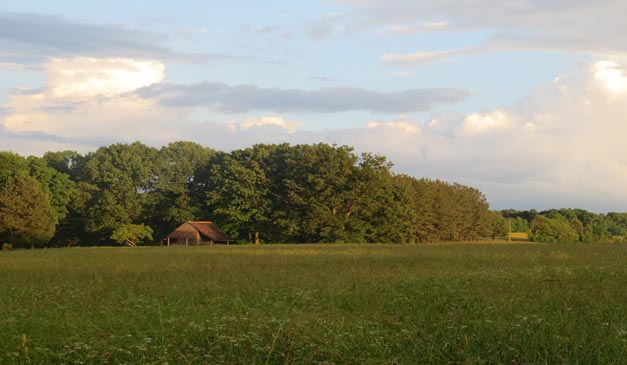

left=509, top=232, right=530, bottom=240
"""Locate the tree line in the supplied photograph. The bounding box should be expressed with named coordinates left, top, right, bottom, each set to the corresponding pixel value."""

left=502, top=209, right=627, bottom=243
left=2, top=141, right=624, bottom=248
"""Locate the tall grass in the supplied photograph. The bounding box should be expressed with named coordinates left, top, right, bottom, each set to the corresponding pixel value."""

left=1, top=243, right=626, bottom=364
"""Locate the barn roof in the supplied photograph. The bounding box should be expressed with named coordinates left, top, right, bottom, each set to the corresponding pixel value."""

left=166, top=221, right=232, bottom=242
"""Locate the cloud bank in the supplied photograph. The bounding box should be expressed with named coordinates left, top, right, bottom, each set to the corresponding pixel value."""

left=136, top=82, right=469, bottom=114
left=0, top=11, right=228, bottom=68
left=335, top=1, right=627, bottom=67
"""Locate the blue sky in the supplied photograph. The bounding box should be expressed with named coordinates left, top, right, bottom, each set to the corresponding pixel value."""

left=1, top=1, right=627, bottom=211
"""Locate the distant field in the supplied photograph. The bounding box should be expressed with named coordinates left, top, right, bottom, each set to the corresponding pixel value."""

left=509, top=232, right=529, bottom=240
left=1, top=244, right=627, bottom=364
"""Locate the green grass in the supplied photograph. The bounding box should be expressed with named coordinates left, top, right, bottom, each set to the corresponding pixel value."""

left=1, top=243, right=627, bottom=364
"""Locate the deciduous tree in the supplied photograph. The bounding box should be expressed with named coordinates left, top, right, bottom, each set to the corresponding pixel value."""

left=110, top=224, right=153, bottom=247
left=0, top=172, right=56, bottom=248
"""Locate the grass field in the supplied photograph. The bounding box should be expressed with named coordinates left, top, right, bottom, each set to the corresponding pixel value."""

left=1, top=243, right=627, bottom=364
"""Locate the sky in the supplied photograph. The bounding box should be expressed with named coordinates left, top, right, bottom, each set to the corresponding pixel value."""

left=1, top=0, right=627, bottom=212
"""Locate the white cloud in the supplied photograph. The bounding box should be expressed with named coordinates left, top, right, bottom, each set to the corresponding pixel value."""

left=366, top=119, right=420, bottom=134
left=459, top=109, right=519, bottom=134
left=436, top=61, right=627, bottom=210
left=300, top=59, right=627, bottom=211
left=240, top=116, right=302, bottom=133
left=592, top=60, right=627, bottom=95
left=48, top=58, right=165, bottom=97
left=3, top=57, right=167, bottom=138
left=0, top=57, right=312, bottom=153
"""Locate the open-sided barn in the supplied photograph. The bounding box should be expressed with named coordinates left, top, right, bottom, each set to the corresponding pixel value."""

left=165, top=221, right=232, bottom=245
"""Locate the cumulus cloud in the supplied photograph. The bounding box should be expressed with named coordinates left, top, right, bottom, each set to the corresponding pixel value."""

left=136, top=82, right=469, bottom=114
left=47, top=57, right=165, bottom=97
left=425, top=110, right=464, bottom=135
left=384, top=60, right=627, bottom=211
left=366, top=119, right=420, bottom=134
left=593, top=61, right=627, bottom=95
left=458, top=109, right=520, bottom=134
left=2, top=57, right=173, bottom=142
left=239, top=116, right=303, bottom=133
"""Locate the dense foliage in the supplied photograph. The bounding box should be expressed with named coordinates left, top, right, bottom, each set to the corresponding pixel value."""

left=394, top=175, right=493, bottom=242
left=3, top=141, right=624, bottom=246
left=503, top=209, right=627, bottom=243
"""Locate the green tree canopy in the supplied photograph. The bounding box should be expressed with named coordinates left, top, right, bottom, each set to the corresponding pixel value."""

left=529, top=214, right=579, bottom=243
left=203, top=151, right=270, bottom=242
left=7, top=141, right=595, bottom=246
left=27, top=156, right=75, bottom=224
left=393, top=175, right=493, bottom=242
left=148, top=142, right=215, bottom=237
left=78, top=142, right=158, bottom=239
left=490, top=211, right=509, bottom=239
left=110, top=224, right=153, bottom=247
left=0, top=172, right=56, bottom=248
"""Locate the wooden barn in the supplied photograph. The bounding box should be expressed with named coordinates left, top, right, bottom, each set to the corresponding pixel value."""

left=164, top=221, right=233, bottom=246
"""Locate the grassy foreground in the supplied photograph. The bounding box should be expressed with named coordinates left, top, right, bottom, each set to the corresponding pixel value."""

left=1, top=244, right=626, bottom=364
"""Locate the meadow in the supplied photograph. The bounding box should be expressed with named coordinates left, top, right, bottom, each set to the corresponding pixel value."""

left=1, top=243, right=626, bottom=364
